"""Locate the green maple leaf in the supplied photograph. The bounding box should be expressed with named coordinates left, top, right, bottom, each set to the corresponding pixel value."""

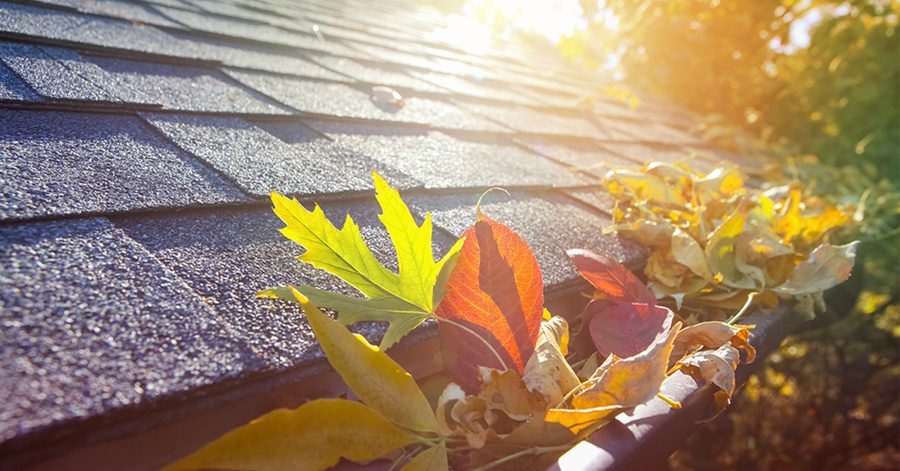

left=259, top=171, right=464, bottom=349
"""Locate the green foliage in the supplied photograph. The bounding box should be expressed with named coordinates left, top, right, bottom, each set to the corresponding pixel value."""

left=259, top=172, right=464, bottom=349
left=563, top=0, right=898, bottom=467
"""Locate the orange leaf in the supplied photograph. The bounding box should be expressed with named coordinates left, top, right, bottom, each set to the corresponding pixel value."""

left=567, top=249, right=655, bottom=304
left=436, top=216, right=544, bottom=391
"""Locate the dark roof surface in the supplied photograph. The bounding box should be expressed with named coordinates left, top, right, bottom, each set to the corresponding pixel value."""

left=0, top=0, right=742, bottom=465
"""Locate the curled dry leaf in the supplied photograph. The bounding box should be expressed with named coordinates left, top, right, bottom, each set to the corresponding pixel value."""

left=573, top=321, right=682, bottom=410
left=670, top=321, right=756, bottom=366
left=436, top=383, right=497, bottom=449
left=479, top=368, right=547, bottom=421
left=775, top=242, right=858, bottom=296
left=602, top=162, right=857, bottom=320
left=678, top=345, right=742, bottom=416
left=436, top=370, right=545, bottom=449
left=522, top=316, right=581, bottom=405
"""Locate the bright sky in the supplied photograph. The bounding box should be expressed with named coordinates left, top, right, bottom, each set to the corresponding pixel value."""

left=460, top=0, right=589, bottom=42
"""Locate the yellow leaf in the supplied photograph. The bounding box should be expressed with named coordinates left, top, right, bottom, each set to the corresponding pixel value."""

left=165, top=399, right=415, bottom=471
left=706, top=210, right=757, bottom=289
left=301, top=290, right=439, bottom=434
left=264, top=172, right=464, bottom=349
left=573, top=322, right=681, bottom=409
left=523, top=317, right=581, bottom=405
left=671, top=321, right=756, bottom=365
left=402, top=442, right=448, bottom=471
left=670, top=228, right=715, bottom=282
left=545, top=405, right=623, bottom=435
left=775, top=242, right=858, bottom=295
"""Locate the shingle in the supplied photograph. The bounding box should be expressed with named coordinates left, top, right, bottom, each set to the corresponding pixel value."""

left=115, top=204, right=457, bottom=368
left=456, top=101, right=601, bottom=138
left=142, top=113, right=417, bottom=196
left=0, top=1, right=187, bottom=56
left=184, top=0, right=301, bottom=27
left=347, top=42, right=438, bottom=70
left=0, top=218, right=262, bottom=443
left=406, top=192, right=643, bottom=287
left=153, top=5, right=301, bottom=44
left=564, top=188, right=616, bottom=215
left=308, top=55, right=445, bottom=93
left=0, top=61, right=39, bottom=101
left=0, top=109, right=246, bottom=221
left=39, top=0, right=185, bottom=28
left=168, top=35, right=347, bottom=81
left=42, top=49, right=290, bottom=113
left=226, top=69, right=508, bottom=131
left=408, top=71, right=544, bottom=106
left=0, top=43, right=116, bottom=102
left=515, top=136, right=640, bottom=177
left=305, top=120, right=590, bottom=189
left=153, top=5, right=360, bottom=57
left=599, top=142, right=695, bottom=165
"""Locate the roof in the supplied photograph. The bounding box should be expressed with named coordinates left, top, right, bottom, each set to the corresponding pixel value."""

left=0, top=0, right=745, bottom=467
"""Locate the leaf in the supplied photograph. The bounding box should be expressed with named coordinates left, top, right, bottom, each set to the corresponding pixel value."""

left=402, top=443, right=448, bottom=471
left=670, top=321, right=756, bottom=365
left=436, top=216, right=544, bottom=391
left=586, top=301, right=674, bottom=358
left=567, top=249, right=656, bottom=304
left=670, top=228, right=715, bottom=281
left=678, top=345, right=741, bottom=415
left=775, top=242, right=858, bottom=295
left=435, top=384, right=497, bottom=449
left=705, top=210, right=757, bottom=289
left=264, top=172, right=464, bottom=348
left=258, top=285, right=429, bottom=350
left=300, top=289, right=439, bottom=434
left=165, top=399, right=415, bottom=471
left=573, top=322, right=681, bottom=409
left=545, top=405, right=624, bottom=435
left=478, top=368, right=547, bottom=421
left=522, top=317, right=581, bottom=405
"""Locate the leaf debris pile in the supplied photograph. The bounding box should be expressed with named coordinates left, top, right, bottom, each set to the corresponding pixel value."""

left=167, top=164, right=856, bottom=470
left=604, top=162, right=857, bottom=320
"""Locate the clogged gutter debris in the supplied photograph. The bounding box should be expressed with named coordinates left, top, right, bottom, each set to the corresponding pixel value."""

left=166, top=163, right=857, bottom=471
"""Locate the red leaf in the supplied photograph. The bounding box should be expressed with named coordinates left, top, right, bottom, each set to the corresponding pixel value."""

left=566, top=249, right=655, bottom=305
left=586, top=301, right=674, bottom=358
left=436, top=216, right=544, bottom=391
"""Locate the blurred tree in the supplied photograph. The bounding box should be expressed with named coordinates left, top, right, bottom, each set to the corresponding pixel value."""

left=561, top=0, right=899, bottom=468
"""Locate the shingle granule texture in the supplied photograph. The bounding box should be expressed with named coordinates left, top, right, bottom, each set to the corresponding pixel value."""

left=0, top=218, right=261, bottom=443
left=0, top=109, right=246, bottom=220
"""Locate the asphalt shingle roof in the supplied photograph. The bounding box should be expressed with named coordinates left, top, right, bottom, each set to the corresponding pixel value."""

left=0, top=0, right=742, bottom=466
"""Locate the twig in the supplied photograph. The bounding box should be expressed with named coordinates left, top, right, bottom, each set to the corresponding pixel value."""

left=728, top=291, right=758, bottom=325
left=437, top=317, right=510, bottom=371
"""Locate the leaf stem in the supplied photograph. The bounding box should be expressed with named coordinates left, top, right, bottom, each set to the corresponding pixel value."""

left=555, top=379, right=597, bottom=409
left=471, top=443, right=574, bottom=471
left=657, top=392, right=682, bottom=409
left=437, top=317, right=510, bottom=371
left=728, top=291, right=758, bottom=325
